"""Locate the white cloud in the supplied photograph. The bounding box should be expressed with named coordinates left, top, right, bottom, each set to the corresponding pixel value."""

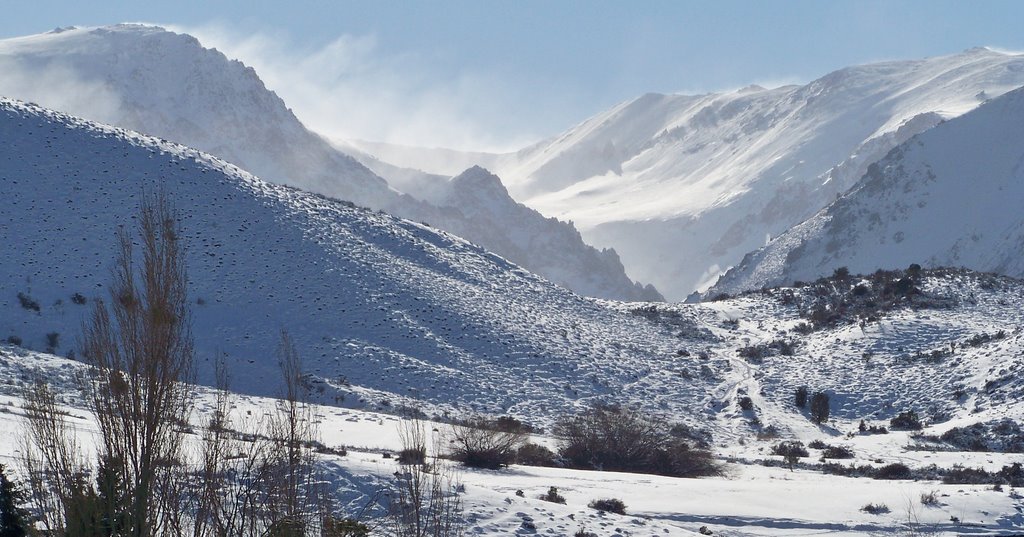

left=0, top=56, right=124, bottom=125
left=172, top=23, right=540, bottom=152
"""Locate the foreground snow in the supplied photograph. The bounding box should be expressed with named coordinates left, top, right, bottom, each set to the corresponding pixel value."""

left=1, top=357, right=1020, bottom=537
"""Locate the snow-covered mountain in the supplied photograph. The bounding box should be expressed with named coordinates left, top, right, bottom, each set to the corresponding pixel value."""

left=709, top=85, right=1024, bottom=296
left=377, top=48, right=1024, bottom=300
left=0, top=97, right=688, bottom=420
left=6, top=95, right=1024, bottom=435
left=0, top=24, right=658, bottom=301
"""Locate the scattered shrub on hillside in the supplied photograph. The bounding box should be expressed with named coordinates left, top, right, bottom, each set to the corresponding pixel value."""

left=493, top=415, right=536, bottom=434
left=16, top=292, right=40, bottom=312
left=860, top=503, right=890, bottom=515
left=874, top=462, right=912, bottom=480
left=737, top=339, right=798, bottom=363
left=807, top=439, right=827, bottom=449
left=821, top=445, right=855, bottom=459
left=574, top=529, right=597, bottom=537
left=539, top=486, right=566, bottom=504
left=773, top=440, right=808, bottom=470
left=738, top=396, right=754, bottom=411
left=516, top=443, right=557, bottom=467
left=396, top=447, right=426, bottom=466
left=554, top=405, right=721, bottom=478
left=781, top=264, right=959, bottom=332
left=4, top=335, right=21, bottom=347
left=920, top=490, right=940, bottom=507
left=794, top=386, right=808, bottom=409
left=449, top=418, right=528, bottom=469
left=322, top=516, right=370, bottom=537
left=939, top=463, right=1024, bottom=487
left=963, top=330, right=1007, bottom=348
left=588, top=498, right=626, bottom=515
left=921, top=419, right=1024, bottom=453
left=942, top=465, right=992, bottom=485
left=889, top=410, right=923, bottom=431
left=809, top=392, right=830, bottom=424
left=71, top=292, right=87, bottom=305
left=771, top=441, right=809, bottom=458
left=668, top=424, right=713, bottom=449
left=45, top=332, right=60, bottom=352
left=858, top=420, right=888, bottom=435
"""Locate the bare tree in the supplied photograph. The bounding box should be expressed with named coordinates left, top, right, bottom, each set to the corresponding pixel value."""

left=385, top=420, right=464, bottom=537
left=194, top=358, right=279, bottom=537
left=79, top=191, right=195, bottom=537
left=18, top=381, right=92, bottom=535
left=263, top=330, right=326, bottom=535
left=448, top=419, right=527, bottom=469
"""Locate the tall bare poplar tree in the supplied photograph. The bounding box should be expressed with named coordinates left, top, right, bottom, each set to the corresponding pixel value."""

left=81, top=192, right=194, bottom=537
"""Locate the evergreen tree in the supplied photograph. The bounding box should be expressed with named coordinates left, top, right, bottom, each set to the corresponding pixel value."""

left=810, top=392, right=830, bottom=424
left=0, top=463, right=31, bottom=537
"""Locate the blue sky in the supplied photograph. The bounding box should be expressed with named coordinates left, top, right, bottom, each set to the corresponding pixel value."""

left=3, top=1, right=1024, bottom=150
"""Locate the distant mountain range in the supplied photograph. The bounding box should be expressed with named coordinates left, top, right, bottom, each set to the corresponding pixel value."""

left=710, top=85, right=1024, bottom=296
left=363, top=48, right=1024, bottom=299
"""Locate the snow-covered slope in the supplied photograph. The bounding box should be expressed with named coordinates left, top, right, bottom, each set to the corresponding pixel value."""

left=464, top=48, right=1024, bottom=299
left=5, top=264, right=1024, bottom=535
left=0, top=97, right=689, bottom=419
left=0, top=24, right=657, bottom=302
left=711, top=85, right=1024, bottom=296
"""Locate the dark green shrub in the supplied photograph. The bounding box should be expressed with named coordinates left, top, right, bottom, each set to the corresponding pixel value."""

left=874, top=462, right=912, bottom=480
left=396, top=447, right=426, bottom=466
left=822, top=445, right=855, bottom=459
left=16, top=293, right=40, bottom=312
left=45, top=332, right=60, bottom=351
left=539, top=486, right=566, bottom=504
left=810, top=392, right=830, bottom=423
left=0, top=463, right=31, bottom=537
left=516, top=443, right=557, bottom=467
left=772, top=441, right=809, bottom=458
left=942, top=464, right=990, bottom=484
left=323, top=516, right=370, bottom=537
left=794, top=386, right=808, bottom=408
left=860, top=503, right=889, bottom=514
left=587, top=498, right=626, bottom=515
left=890, top=410, right=923, bottom=431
